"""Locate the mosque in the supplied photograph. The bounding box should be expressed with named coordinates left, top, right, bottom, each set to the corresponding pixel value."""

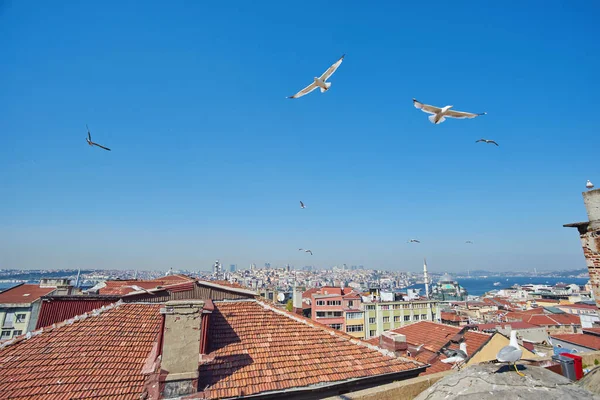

left=429, top=273, right=468, bottom=301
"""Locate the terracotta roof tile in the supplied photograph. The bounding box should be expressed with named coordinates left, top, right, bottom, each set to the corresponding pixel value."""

left=198, top=300, right=423, bottom=398
left=0, top=284, right=57, bottom=304
left=551, top=333, right=600, bottom=350
left=0, top=303, right=161, bottom=399
left=98, top=274, right=194, bottom=295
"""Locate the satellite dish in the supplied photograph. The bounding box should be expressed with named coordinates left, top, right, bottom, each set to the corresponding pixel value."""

left=277, top=293, right=285, bottom=302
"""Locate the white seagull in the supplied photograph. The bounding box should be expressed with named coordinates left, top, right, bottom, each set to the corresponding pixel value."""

left=441, top=343, right=468, bottom=364
left=475, top=139, right=499, bottom=146
left=300, top=201, right=306, bottom=209
left=124, top=285, right=156, bottom=295
left=496, top=330, right=524, bottom=376
left=299, top=248, right=313, bottom=255
left=413, top=98, right=487, bottom=124
left=86, top=125, right=111, bottom=151
left=407, top=239, right=421, bottom=243
left=586, top=180, right=594, bottom=189
left=288, top=54, right=345, bottom=99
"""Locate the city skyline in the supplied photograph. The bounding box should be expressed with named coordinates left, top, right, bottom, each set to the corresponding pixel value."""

left=2, top=2, right=599, bottom=271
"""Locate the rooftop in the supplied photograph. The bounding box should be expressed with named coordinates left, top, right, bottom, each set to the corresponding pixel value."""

left=0, top=302, right=162, bottom=399
left=415, top=363, right=597, bottom=400
left=198, top=300, right=423, bottom=398
left=0, top=284, right=57, bottom=305
left=551, top=333, right=600, bottom=350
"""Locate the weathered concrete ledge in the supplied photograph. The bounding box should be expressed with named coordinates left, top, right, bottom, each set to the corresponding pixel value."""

left=323, top=371, right=453, bottom=400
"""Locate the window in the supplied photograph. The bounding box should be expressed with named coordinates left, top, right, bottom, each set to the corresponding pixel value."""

left=348, top=300, right=354, bottom=307
left=15, top=314, right=26, bottom=324
left=13, top=330, right=22, bottom=336
left=316, top=311, right=326, bottom=318
left=369, top=317, right=376, bottom=324
left=0, top=330, right=10, bottom=339
left=316, top=300, right=325, bottom=306
left=394, top=316, right=400, bottom=322
left=366, top=305, right=375, bottom=310
left=413, top=315, right=419, bottom=321
left=404, top=316, right=410, bottom=321
left=346, top=325, right=364, bottom=333
left=370, top=330, right=376, bottom=337
left=393, top=304, right=402, bottom=309
left=346, top=312, right=363, bottom=320
left=383, top=317, right=390, bottom=323
left=2, top=313, right=14, bottom=329
left=329, top=324, right=342, bottom=330
left=381, top=305, right=390, bottom=310
left=421, top=314, right=428, bottom=320
left=327, top=300, right=341, bottom=306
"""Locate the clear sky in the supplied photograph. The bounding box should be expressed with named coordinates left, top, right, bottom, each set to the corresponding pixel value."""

left=1, top=1, right=599, bottom=272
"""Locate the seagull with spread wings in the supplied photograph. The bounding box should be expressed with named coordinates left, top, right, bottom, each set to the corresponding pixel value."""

left=407, top=239, right=421, bottom=243
left=475, top=139, right=499, bottom=146
left=299, top=248, right=313, bottom=255
left=300, top=201, right=306, bottom=209
left=288, top=54, right=345, bottom=99
left=413, top=98, right=486, bottom=124
left=86, top=125, right=111, bottom=151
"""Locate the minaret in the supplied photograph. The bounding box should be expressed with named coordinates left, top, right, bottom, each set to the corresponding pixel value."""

left=74, top=268, right=81, bottom=288
left=423, top=258, right=430, bottom=298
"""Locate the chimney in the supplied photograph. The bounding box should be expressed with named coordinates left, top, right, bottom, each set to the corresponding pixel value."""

left=379, top=331, right=408, bottom=354
left=160, top=300, right=204, bottom=398
left=564, top=188, right=600, bottom=309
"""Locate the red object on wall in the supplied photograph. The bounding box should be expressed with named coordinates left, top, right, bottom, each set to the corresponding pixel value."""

left=560, top=353, right=583, bottom=380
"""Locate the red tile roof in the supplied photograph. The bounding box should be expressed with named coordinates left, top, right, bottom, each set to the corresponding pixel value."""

left=441, top=312, right=466, bottom=322
left=583, top=328, right=600, bottom=336
left=198, top=300, right=423, bottom=398
left=552, top=333, right=600, bottom=350
left=303, top=287, right=353, bottom=299
left=473, top=321, right=539, bottom=331
left=0, top=303, right=162, bottom=399
left=364, top=321, right=492, bottom=375
left=0, top=284, right=57, bottom=305
left=525, top=313, right=581, bottom=326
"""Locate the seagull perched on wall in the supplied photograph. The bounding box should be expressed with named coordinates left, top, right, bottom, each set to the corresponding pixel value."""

left=496, top=330, right=524, bottom=376
left=475, top=139, right=499, bottom=146
left=299, top=248, right=313, bottom=255
left=413, top=98, right=486, bottom=124
left=587, top=180, right=594, bottom=190
left=124, top=285, right=156, bottom=295
left=287, top=54, right=345, bottom=99
left=300, top=201, right=306, bottom=209
left=86, top=125, right=111, bottom=151
left=407, top=239, right=421, bottom=243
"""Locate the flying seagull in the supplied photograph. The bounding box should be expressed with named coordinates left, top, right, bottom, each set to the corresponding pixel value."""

left=465, top=241, right=474, bottom=244
left=587, top=180, right=594, bottom=190
left=300, top=201, right=306, bottom=209
left=299, top=248, right=313, bottom=255
left=496, top=330, right=524, bottom=376
left=288, top=54, right=345, bottom=99
left=475, top=139, right=499, bottom=146
left=413, top=98, right=486, bottom=124
left=124, top=285, right=155, bottom=295
left=407, top=239, right=421, bottom=243
left=441, top=343, right=468, bottom=364
left=86, top=125, right=111, bottom=151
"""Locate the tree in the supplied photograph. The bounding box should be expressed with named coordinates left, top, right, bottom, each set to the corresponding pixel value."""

left=286, top=299, right=293, bottom=312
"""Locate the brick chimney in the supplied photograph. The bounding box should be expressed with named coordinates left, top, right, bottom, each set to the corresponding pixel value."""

left=160, top=300, right=204, bottom=398
left=379, top=331, right=408, bottom=354
left=565, top=188, right=600, bottom=309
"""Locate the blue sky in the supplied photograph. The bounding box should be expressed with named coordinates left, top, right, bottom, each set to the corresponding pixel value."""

left=1, top=1, right=599, bottom=272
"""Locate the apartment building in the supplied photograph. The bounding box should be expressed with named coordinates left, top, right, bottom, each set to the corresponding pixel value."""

left=362, top=300, right=441, bottom=340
